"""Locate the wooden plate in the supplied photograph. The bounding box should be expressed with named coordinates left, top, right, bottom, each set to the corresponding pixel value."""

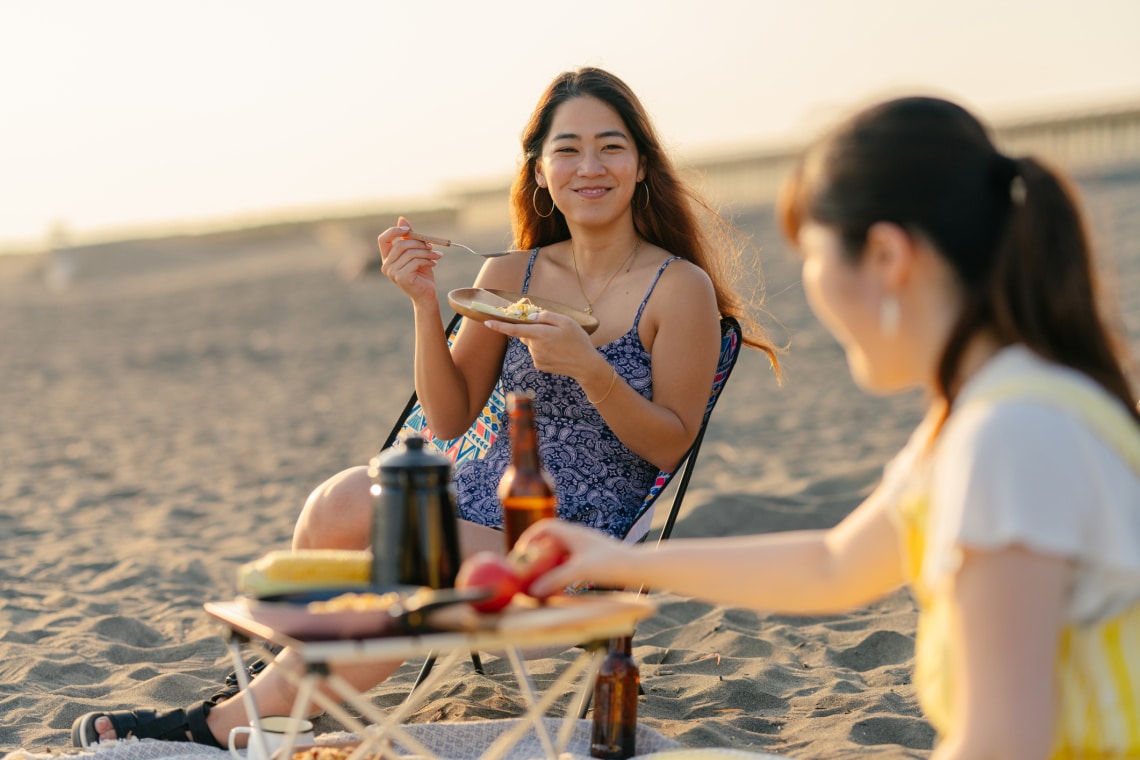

left=448, top=288, right=599, bottom=335
left=493, top=592, right=656, bottom=636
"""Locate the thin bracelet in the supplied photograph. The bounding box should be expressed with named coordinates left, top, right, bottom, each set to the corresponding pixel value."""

left=587, top=368, right=619, bottom=405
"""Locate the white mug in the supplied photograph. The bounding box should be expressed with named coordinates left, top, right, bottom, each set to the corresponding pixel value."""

left=228, top=716, right=315, bottom=760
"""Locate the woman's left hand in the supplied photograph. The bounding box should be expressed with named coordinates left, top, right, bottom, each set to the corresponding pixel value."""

left=481, top=311, right=599, bottom=378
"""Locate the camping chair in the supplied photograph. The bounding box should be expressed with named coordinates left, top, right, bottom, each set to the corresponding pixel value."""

left=382, top=312, right=743, bottom=689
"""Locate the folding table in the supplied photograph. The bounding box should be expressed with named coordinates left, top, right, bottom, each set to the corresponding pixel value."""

left=204, top=593, right=655, bottom=760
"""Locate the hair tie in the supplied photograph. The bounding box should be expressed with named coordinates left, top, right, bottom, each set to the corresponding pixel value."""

left=992, top=153, right=1026, bottom=206
left=1009, top=174, right=1027, bottom=206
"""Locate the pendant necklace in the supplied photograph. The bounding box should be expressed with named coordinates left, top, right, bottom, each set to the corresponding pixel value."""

left=570, top=238, right=642, bottom=316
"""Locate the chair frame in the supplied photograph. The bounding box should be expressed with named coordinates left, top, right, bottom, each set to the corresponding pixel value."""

left=382, top=312, right=744, bottom=691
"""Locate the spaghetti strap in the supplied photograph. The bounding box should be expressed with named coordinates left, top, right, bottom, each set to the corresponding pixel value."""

left=633, top=257, right=682, bottom=329
left=521, top=248, right=541, bottom=292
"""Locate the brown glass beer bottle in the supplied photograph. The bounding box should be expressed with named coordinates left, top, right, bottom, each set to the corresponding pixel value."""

left=590, top=635, right=639, bottom=759
left=498, top=392, right=557, bottom=550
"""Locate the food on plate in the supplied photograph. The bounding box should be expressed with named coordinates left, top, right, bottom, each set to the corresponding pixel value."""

left=237, top=549, right=372, bottom=597
left=305, top=586, right=435, bottom=614
left=507, top=535, right=570, bottom=599
left=455, top=551, right=523, bottom=612
left=470, top=297, right=542, bottom=321
left=308, top=590, right=403, bottom=613
left=502, top=297, right=542, bottom=319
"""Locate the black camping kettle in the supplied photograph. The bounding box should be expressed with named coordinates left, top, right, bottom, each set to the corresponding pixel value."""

left=368, top=435, right=462, bottom=589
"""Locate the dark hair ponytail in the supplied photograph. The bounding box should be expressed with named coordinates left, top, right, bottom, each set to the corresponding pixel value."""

left=779, top=96, right=1139, bottom=423
left=948, top=157, right=1136, bottom=416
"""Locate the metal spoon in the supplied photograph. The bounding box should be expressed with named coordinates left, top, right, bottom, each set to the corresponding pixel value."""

left=405, top=232, right=523, bottom=258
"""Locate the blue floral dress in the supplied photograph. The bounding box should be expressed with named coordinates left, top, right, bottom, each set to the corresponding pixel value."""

left=454, top=248, right=680, bottom=539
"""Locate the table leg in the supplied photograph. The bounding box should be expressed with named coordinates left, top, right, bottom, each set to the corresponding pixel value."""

left=481, top=647, right=604, bottom=760
left=323, top=672, right=439, bottom=759
left=503, top=648, right=556, bottom=758
left=259, top=662, right=414, bottom=760
left=223, top=638, right=328, bottom=760
left=261, top=650, right=474, bottom=760
left=556, top=648, right=604, bottom=751
left=224, top=637, right=273, bottom=760
left=554, top=647, right=605, bottom=753
left=390, top=648, right=469, bottom=717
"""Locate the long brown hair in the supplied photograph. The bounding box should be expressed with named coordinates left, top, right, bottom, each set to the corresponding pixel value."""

left=510, top=67, right=779, bottom=369
left=777, top=96, right=1138, bottom=423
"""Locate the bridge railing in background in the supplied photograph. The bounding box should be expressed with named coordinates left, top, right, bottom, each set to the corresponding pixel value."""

left=452, top=99, right=1140, bottom=232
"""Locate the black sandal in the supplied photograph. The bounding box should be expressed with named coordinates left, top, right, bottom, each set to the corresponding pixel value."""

left=71, top=701, right=220, bottom=748
left=208, top=656, right=271, bottom=706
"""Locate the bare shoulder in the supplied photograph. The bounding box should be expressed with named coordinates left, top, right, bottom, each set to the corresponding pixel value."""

left=643, top=249, right=716, bottom=304
left=637, top=248, right=719, bottom=350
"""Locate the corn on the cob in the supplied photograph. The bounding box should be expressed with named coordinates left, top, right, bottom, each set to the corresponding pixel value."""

left=237, top=549, right=372, bottom=596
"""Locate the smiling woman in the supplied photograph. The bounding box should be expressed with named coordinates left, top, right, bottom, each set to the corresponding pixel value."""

left=69, top=65, right=782, bottom=750
left=508, top=68, right=777, bottom=358
left=533, top=96, right=646, bottom=232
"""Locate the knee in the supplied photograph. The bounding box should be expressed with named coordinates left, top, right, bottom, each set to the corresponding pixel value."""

left=293, top=466, right=373, bottom=550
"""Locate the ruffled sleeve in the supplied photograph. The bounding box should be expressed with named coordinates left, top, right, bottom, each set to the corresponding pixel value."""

left=925, top=395, right=1140, bottom=623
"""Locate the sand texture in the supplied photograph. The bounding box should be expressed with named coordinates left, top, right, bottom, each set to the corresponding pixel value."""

left=2, top=165, right=1139, bottom=757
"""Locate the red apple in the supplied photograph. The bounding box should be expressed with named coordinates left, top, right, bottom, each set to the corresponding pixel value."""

left=455, top=552, right=523, bottom=612
left=507, top=535, right=570, bottom=599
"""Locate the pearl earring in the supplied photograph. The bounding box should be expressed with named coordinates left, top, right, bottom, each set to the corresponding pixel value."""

left=880, top=296, right=901, bottom=338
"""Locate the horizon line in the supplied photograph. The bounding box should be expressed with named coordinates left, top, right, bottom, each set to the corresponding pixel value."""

left=5, top=92, right=1139, bottom=258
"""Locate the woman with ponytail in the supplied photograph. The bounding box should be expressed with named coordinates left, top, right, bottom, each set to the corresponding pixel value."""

left=524, top=96, right=1140, bottom=758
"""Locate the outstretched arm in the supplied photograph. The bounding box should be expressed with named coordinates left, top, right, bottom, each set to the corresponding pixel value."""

left=524, top=483, right=906, bottom=615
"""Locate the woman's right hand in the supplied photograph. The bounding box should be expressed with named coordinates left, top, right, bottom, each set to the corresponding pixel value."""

left=377, top=216, right=443, bottom=305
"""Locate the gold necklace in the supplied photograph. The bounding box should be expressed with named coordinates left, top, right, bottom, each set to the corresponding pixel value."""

left=570, top=238, right=641, bottom=315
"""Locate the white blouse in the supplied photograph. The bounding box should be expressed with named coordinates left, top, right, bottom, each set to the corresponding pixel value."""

left=879, top=345, right=1140, bottom=624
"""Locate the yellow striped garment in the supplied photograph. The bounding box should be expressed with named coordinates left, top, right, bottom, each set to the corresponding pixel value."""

left=897, top=376, right=1140, bottom=758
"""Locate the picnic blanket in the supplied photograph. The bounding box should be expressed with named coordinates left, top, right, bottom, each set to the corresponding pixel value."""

left=8, top=720, right=694, bottom=760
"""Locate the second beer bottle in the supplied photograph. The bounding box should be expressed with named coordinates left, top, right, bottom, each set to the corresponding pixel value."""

left=590, top=635, right=639, bottom=759
left=498, top=391, right=557, bottom=550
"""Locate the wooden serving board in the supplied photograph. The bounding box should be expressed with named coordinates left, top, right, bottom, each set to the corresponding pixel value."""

left=492, top=592, right=655, bottom=637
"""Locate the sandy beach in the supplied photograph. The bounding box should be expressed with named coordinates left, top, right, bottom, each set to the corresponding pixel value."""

left=2, top=165, right=1138, bottom=758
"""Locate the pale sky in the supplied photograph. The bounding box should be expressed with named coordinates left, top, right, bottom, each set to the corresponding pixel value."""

left=2, top=0, right=1139, bottom=251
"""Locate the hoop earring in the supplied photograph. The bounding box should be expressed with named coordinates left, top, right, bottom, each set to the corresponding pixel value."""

left=532, top=186, right=554, bottom=218
left=638, top=181, right=650, bottom=210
